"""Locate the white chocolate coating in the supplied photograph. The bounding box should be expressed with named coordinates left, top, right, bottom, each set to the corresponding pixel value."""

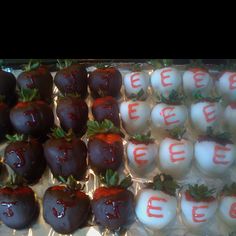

left=224, top=104, right=236, bottom=131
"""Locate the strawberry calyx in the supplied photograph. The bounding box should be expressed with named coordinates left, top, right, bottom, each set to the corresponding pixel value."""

left=58, top=175, right=84, bottom=191
left=222, top=183, right=236, bottom=197
left=18, top=88, right=39, bottom=102
left=6, top=134, right=25, bottom=142
left=49, top=127, right=74, bottom=142
left=23, top=60, right=41, bottom=72
left=130, top=132, right=155, bottom=144
left=156, top=90, right=185, bottom=105
left=168, top=127, right=186, bottom=140
left=193, top=92, right=221, bottom=103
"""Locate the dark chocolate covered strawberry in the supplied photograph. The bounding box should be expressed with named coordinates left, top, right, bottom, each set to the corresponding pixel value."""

left=10, top=88, right=54, bottom=139
left=54, top=60, right=88, bottom=98
left=0, top=176, right=39, bottom=229
left=92, top=96, right=120, bottom=127
left=4, top=134, right=46, bottom=184
left=56, top=95, right=88, bottom=136
left=0, top=69, right=17, bottom=106
left=87, top=120, right=124, bottom=174
left=17, top=61, right=53, bottom=104
left=44, top=127, right=87, bottom=180
left=0, top=101, right=12, bottom=141
left=92, top=169, right=134, bottom=231
left=43, top=176, right=90, bottom=234
left=88, top=65, right=122, bottom=98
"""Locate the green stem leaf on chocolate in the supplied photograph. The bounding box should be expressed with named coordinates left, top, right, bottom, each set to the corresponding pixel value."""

left=168, top=127, right=186, bottom=140
left=119, top=175, right=133, bottom=189
left=193, top=92, right=221, bottom=102
left=157, top=90, right=185, bottom=104
left=56, top=59, right=75, bottom=70
left=131, top=132, right=154, bottom=142
left=50, top=127, right=73, bottom=142
left=6, top=134, right=25, bottom=142
left=19, top=88, right=39, bottom=102
left=58, top=175, right=83, bottom=190
left=87, top=119, right=121, bottom=137
left=187, top=184, right=215, bottom=201
left=23, top=59, right=41, bottom=72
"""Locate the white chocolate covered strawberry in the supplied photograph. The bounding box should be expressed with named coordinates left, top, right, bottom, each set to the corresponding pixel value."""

left=124, top=71, right=149, bottom=99
left=182, top=68, right=213, bottom=96
left=194, top=132, right=236, bottom=177
left=224, top=103, right=236, bottom=131
left=135, top=174, right=179, bottom=230
left=151, top=91, right=187, bottom=130
left=159, top=130, right=193, bottom=178
left=216, top=71, right=236, bottom=102
left=219, top=183, right=236, bottom=227
left=190, top=96, right=222, bottom=133
left=126, top=134, right=158, bottom=175
left=181, top=184, right=217, bottom=228
left=120, top=100, right=151, bottom=135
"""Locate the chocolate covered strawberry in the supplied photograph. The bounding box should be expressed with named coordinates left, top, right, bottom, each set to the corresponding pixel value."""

left=120, top=99, right=151, bottom=135
left=219, top=183, right=236, bottom=226
left=150, top=60, right=181, bottom=98
left=195, top=129, right=236, bottom=177
left=190, top=94, right=222, bottom=133
left=88, top=65, right=122, bottom=98
left=135, top=173, right=179, bottom=230
left=10, top=88, right=54, bottom=139
left=224, top=103, right=236, bottom=132
left=0, top=176, right=39, bottom=229
left=123, top=64, right=149, bottom=99
left=151, top=91, right=187, bottom=130
left=43, top=176, right=90, bottom=234
left=44, top=127, right=87, bottom=181
left=17, top=61, right=53, bottom=104
left=158, top=128, right=193, bottom=178
left=87, top=120, right=124, bottom=174
left=92, top=169, right=134, bottom=231
left=54, top=60, right=88, bottom=98
left=4, top=134, right=46, bottom=184
left=181, top=184, right=217, bottom=228
left=92, top=96, right=120, bottom=127
left=126, top=133, right=158, bottom=175
left=0, top=101, right=12, bottom=141
left=183, top=67, right=213, bottom=97
left=56, top=95, right=88, bottom=136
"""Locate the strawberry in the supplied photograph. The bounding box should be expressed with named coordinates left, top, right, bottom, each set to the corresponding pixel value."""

left=4, top=134, right=46, bottom=184
left=158, top=128, right=193, bottom=178
left=43, top=176, right=90, bottom=234
left=56, top=95, right=88, bottom=136
left=0, top=101, right=12, bottom=141
left=10, top=88, right=54, bottom=139
left=181, top=184, right=217, bottom=228
left=135, top=173, right=179, bottom=230
left=44, top=127, right=87, bottom=180
left=0, top=175, right=39, bottom=229
left=195, top=129, right=236, bottom=177
left=92, top=96, right=120, bottom=127
left=219, top=183, right=236, bottom=226
left=87, top=120, right=124, bottom=174
left=151, top=90, right=187, bottom=130
left=150, top=59, right=181, bottom=98
left=92, top=169, right=134, bottom=231
left=17, top=61, right=53, bottom=104
left=54, top=60, right=88, bottom=98
left=126, top=133, right=158, bottom=175
left=88, top=65, right=122, bottom=98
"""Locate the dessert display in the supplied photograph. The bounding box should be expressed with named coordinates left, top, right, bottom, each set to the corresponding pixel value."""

left=0, top=59, right=236, bottom=236
left=135, top=173, right=179, bottom=230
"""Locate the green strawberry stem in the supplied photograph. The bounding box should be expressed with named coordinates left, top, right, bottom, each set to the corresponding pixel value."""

left=87, top=119, right=121, bottom=137
left=186, top=59, right=207, bottom=70
left=19, top=88, right=39, bottom=102
left=130, top=89, right=145, bottom=100
left=186, top=184, right=215, bottom=201
left=193, top=92, right=221, bottom=102
left=50, top=127, right=73, bottom=142
left=56, top=59, right=75, bottom=70
left=101, top=169, right=133, bottom=188
left=168, top=127, right=186, bottom=140
left=131, top=132, right=154, bottom=142
left=148, top=59, right=173, bottom=69
left=95, top=63, right=112, bottom=69
left=206, top=127, right=231, bottom=141
left=23, top=59, right=41, bottom=72
left=6, top=134, right=25, bottom=142
left=147, top=173, right=179, bottom=196
left=58, top=175, right=83, bottom=190
left=222, top=183, right=236, bottom=196
left=131, top=63, right=142, bottom=72
left=157, top=90, right=185, bottom=104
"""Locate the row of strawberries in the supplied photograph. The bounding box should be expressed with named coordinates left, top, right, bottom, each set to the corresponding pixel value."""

left=0, top=61, right=235, bottom=234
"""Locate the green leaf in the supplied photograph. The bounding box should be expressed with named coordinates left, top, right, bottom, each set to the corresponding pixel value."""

left=168, top=127, right=186, bottom=140
left=24, top=59, right=41, bottom=72
left=104, top=169, right=119, bottom=187
left=132, top=132, right=154, bottom=142
left=87, top=119, right=121, bottom=137
left=50, top=127, right=73, bottom=141
left=187, top=184, right=215, bottom=201
left=162, top=59, right=173, bottom=67
left=130, top=88, right=145, bottom=101
left=193, top=92, right=221, bottom=102
left=19, top=88, right=39, bottom=102
left=222, top=183, right=236, bottom=196
left=158, top=90, right=185, bottom=104
left=119, top=175, right=133, bottom=188
left=6, top=134, right=25, bottom=142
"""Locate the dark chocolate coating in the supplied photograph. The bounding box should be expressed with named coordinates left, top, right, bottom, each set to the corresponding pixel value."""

left=88, top=137, right=123, bottom=174
left=0, top=70, right=16, bottom=98
left=0, top=186, right=38, bottom=229
left=43, top=186, right=90, bottom=234
left=10, top=101, right=54, bottom=138
left=4, top=140, right=46, bottom=184
left=92, top=96, right=120, bottom=127
left=54, top=64, right=88, bottom=98
left=44, top=138, right=87, bottom=180
left=17, top=67, right=53, bottom=104
left=88, top=67, right=122, bottom=98
left=0, top=102, right=12, bottom=141
left=56, top=96, right=88, bottom=137
left=92, top=189, right=134, bottom=230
